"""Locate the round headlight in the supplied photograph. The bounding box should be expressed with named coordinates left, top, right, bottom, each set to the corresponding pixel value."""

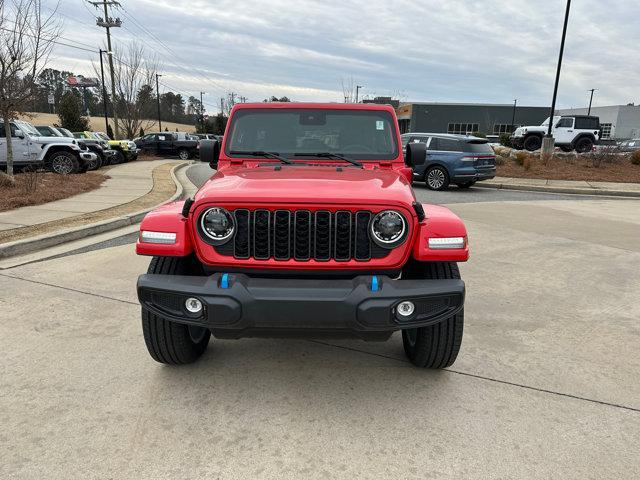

left=199, top=207, right=235, bottom=245
left=370, top=210, right=407, bottom=248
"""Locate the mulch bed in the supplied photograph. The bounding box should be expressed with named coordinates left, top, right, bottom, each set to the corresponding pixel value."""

left=496, top=153, right=640, bottom=183
left=0, top=171, right=109, bottom=212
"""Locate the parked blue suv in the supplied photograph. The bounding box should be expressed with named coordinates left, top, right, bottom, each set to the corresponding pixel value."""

left=401, top=133, right=496, bottom=190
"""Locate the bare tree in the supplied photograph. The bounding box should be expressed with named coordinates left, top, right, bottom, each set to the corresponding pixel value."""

left=108, top=42, right=159, bottom=139
left=0, top=0, right=61, bottom=178
left=340, top=76, right=355, bottom=103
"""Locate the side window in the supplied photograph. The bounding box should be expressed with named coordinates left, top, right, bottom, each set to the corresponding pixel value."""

left=434, top=138, right=461, bottom=152
left=158, top=135, right=167, bottom=141
left=401, top=135, right=410, bottom=147
left=575, top=117, right=598, bottom=129
left=556, top=118, right=574, bottom=128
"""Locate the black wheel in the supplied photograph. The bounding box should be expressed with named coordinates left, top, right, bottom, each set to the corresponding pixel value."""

left=112, top=150, right=125, bottom=164
left=425, top=166, right=449, bottom=191
left=86, top=154, right=102, bottom=171
left=559, top=145, right=573, bottom=153
left=178, top=148, right=190, bottom=160
left=523, top=135, right=542, bottom=151
left=47, top=151, right=80, bottom=174
left=456, top=181, right=476, bottom=189
left=401, top=261, right=464, bottom=368
left=574, top=137, right=594, bottom=154
left=141, top=256, right=211, bottom=365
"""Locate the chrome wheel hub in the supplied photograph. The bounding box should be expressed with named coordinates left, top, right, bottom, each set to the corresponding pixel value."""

left=427, top=169, right=445, bottom=189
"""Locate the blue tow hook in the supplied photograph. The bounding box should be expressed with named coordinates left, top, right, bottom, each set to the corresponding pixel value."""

left=220, top=273, right=229, bottom=289
left=371, top=275, right=379, bottom=292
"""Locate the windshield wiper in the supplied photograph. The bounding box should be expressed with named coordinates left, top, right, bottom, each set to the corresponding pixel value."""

left=229, top=150, right=293, bottom=164
left=293, top=152, right=363, bottom=168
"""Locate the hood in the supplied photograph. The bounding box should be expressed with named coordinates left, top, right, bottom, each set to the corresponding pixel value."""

left=194, top=165, right=416, bottom=207
left=32, top=135, right=75, bottom=145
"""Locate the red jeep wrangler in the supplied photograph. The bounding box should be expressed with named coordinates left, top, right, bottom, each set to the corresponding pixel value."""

left=136, top=103, right=468, bottom=368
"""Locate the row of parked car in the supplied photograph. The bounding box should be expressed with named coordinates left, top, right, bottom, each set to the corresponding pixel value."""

left=132, top=132, right=222, bottom=160
left=0, top=119, right=139, bottom=174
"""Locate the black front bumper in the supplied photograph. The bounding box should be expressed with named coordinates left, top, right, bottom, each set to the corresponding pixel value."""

left=137, top=273, right=465, bottom=340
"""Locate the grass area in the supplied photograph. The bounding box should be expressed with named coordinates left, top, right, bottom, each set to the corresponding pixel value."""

left=0, top=170, right=108, bottom=212
left=19, top=112, right=196, bottom=135
left=494, top=150, right=640, bottom=183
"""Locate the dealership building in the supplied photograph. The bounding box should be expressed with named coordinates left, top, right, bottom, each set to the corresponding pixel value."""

left=396, top=102, right=549, bottom=136
left=557, top=104, right=640, bottom=140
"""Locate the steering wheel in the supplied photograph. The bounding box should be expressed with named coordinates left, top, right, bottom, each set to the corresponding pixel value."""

left=341, top=144, right=374, bottom=153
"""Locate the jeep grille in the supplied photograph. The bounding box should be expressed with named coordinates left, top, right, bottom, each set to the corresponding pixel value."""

left=214, top=209, right=391, bottom=262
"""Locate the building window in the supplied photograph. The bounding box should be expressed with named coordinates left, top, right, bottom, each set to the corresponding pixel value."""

left=493, top=124, right=516, bottom=134
left=600, top=123, right=612, bottom=139
left=398, top=119, right=411, bottom=134
left=448, top=123, right=479, bottom=135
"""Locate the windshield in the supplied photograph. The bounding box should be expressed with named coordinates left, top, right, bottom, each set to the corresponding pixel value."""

left=541, top=116, right=561, bottom=127
left=94, top=132, right=110, bottom=141
left=16, top=121, right=41, bottom=136
left=226, top=109, right=399, bottom=160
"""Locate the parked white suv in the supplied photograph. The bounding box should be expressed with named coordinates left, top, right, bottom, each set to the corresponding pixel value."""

left=511, top=115, right=600, bottom=153
left=0, top=120, right=97, bottom=174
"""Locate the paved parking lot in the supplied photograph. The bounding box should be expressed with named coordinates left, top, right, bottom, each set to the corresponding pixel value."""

left=1, top=166, right=639, bottom=478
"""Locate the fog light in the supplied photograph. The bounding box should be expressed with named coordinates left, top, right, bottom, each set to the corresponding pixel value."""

left=185, top=297, right=203, bottom=314
left=396, top=301, right=415, bottom=318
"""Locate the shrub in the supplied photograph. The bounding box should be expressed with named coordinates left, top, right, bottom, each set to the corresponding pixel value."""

left=0, top=171, right=16, bottom=188
left=514, top=151, right=528, bottom=166
left=494, top=155, right=506, bottom=166
left=499, top=133, right=512, bottom=147
left=631, top=150, right=640, bottom=165
left=523, top=156, right=532, bottom=170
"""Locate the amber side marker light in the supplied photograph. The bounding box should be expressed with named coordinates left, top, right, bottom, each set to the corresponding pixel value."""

left=140, top=231, right=177, bottom=244
left=428, top=237, right=466, bottom=249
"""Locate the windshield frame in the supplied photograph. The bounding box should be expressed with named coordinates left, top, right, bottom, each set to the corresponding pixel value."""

left=224, top=108, right=400, bottom=162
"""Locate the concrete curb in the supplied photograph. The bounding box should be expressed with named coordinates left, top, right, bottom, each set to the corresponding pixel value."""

left=0, top=161, right=191, bottom=259
left=475, top=182, right=640, bottom=198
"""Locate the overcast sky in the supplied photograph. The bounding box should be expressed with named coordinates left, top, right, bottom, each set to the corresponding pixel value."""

left=48, top=0, right=639, bottom=114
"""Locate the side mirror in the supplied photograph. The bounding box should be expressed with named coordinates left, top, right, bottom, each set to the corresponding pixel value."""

left=405, top=142, right=426, bottom=168
left=199, top=139, right=220, bottom=169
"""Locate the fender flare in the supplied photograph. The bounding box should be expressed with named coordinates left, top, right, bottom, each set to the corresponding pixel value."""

left=412, top=204, right=469, bottom=262
left=39, top=144, right=79, bottom=162
left=136, top=201, right=194, bottom=257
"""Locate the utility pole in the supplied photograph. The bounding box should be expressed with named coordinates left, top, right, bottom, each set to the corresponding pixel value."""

left=587, top=88, right=597, bottom=115
left=200, top=91, right=205, bottom=131
left=91, top=1, right=122, bottom=139
left=511, top=99, right=517, bottom=132
left=543, top=0, right=571, bottom=156
left=355, top=85, right=363, bottom=103
left=155, top=74, right=162, bottom=132
left=98, top=49, right=110, bottom=134
left=220, top=97, right=225, bottom=116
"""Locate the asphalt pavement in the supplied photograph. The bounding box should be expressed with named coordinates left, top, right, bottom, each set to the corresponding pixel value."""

left=2, top=163, right=639, bottom=479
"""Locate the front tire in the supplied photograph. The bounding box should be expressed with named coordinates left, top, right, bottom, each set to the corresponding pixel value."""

left=559, top=145, right=573, bottom=153
left=425, top=166, right=449, bottom=191
left=112, top=150, right=125, bottom=164
left=48, top=151, right=80, bottom=174
left=141, top=256, right=211, bottom=365
left=523, top=135, right=542, bottom=151
left=401, top=261, right=464, bottom=368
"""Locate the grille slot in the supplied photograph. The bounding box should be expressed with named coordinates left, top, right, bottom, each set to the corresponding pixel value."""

left=214, top=209, right=395, bottom=262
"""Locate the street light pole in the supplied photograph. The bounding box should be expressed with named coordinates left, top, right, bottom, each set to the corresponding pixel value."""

left=511, top=99, right=517, bottom=132
left=587, top=88, right=597, bottom=115
left=98, top=49, right=110, bottom=134
left=543, top=0, right=572, bottom=155
left=155, top=74, right=162, bottom=132
left=355, top=85, right=363, bottom=103
left=200, top=91, right=206, bottom=132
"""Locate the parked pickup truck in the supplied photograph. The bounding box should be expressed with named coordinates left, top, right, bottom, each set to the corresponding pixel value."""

left=136, top=103, right=469, bottom=369
left=135, top=132, right=199, bottom=160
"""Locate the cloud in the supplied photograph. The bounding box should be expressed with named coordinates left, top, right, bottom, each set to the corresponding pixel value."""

left=46, top=0, right=639, bottom=111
